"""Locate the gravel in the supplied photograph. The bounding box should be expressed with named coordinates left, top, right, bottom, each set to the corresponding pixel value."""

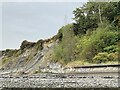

left=0, top=73, right=119, bottom=89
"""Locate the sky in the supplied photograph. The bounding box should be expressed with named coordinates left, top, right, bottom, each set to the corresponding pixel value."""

left=0, top=1, right=87, bottom=50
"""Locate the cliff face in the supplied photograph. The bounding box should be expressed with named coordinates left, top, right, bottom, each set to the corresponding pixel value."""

left=0, top=34, right=62, bottom=74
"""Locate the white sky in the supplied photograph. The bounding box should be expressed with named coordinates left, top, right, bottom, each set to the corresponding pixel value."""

left=0, top=3, right=2, bottom=50
left=0, top=0, right=88, bottom=2
left=0, top=1, right=87, bottom=50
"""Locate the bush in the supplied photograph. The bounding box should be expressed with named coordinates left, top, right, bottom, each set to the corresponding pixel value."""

left=52, top=24, right=77, bottom=64
left=20, top=40, right=36, bottom=50
left=52, top=44, right=65, bottom=62
left=93, top=52, right=109, bottom=64
left=107, top=52, right=118, bottom=61
left=93, top=52, right=118, bottom=64
left=103, top=45, right=118, bottom=53
left=76, top=24, right=119, bottom=61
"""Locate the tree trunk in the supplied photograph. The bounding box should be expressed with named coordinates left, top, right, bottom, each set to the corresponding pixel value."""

left=99, top=4, right=102, bottom=24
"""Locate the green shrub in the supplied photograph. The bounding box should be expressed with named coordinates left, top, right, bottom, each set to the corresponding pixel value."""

left=52, top=24, right=77, bottom=64
left=93, top=52, right=109, bottom=64
left=76, top=24, right=119, bottom=61
left=107, top=52, right=118, bottom=61
left=103, top=45, right=118, bottom=53
left=93, top=52, right=118, bottom=64
left=52, top=44, right=65, bottom=62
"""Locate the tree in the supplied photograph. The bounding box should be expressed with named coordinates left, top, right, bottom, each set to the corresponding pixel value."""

left=73, top=2, right=120, bottom=35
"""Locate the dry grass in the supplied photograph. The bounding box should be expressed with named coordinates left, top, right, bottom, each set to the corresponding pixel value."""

left=65, top=60, right=118, bottom=67
left=65, top=60, right=90, bottom=67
